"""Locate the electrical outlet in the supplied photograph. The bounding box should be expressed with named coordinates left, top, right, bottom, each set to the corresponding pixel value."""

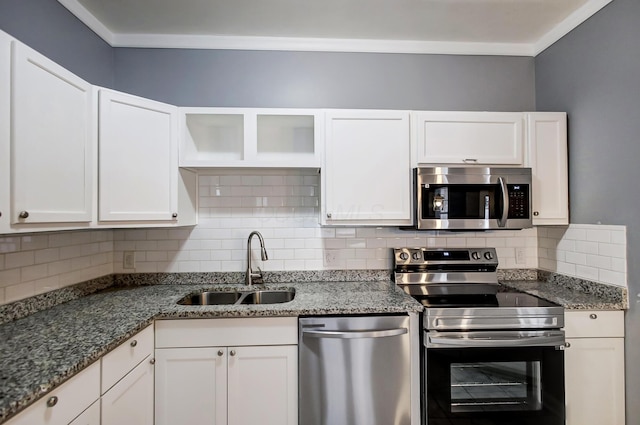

left=323, top=250, right=339, bottom=267
left=515, top=248, right=526, bottom=265
left=123, top=251, right=136, bottom=269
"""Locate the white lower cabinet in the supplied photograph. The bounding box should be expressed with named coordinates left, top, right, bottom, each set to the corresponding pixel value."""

left=100, top=325, right=154, bottom=425
left=68, top=401, right=100, bottom=425
left=5, top=361, right=100, bottom=425
left=101, top=358, right=154, bottom=425
left=564, top=310, right=625, bottom=425
left=155, top=317, right=298, bottom=425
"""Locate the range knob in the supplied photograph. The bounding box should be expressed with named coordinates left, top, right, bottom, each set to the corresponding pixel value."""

left=471, top=251, right=481, bottom=260
left=399, top=252, right=409, bottom=261
left=412, top=252, right=422, bottom=261
left=484, top=251, right=494, bottom=260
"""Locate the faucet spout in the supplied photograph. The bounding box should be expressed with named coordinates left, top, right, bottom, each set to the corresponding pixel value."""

left=246, top=231, right=268, bottom=285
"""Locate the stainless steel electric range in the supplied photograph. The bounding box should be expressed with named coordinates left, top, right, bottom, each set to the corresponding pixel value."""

left=393, top=247, right=566, bottom=425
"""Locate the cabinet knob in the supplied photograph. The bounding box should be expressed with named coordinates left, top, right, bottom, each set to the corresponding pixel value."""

left=19, top=211, right=29, bottom=219
left=46, top=396, right=58, bottom=408
left=217, top=350, right=224, bottom=357
left=172, top=213, right=178, bottom=218
left=130, top=340, right=138, bottom=347
left=565, top=342, right=571, bottom=348
left=589, top=313, right=598, bottom=320
left=326, top=213, right=332, bottom=219
left=533, top=211, right=540, bottom=216
left=150, top=358, right=156, bottom=365
left=230, top=350, right=236, bottom=356
left=0, top=211, right=2, bottom=217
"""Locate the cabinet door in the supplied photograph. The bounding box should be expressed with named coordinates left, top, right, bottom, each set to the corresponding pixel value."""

left=11, top=41, right=94, bottom=224
left=155, top=347, right=227, bottom=425
left=564, top=337, right=625, bottom=425
left=69, top=400, right=100, bottom=425
left=413, top=111, right=524, bottom=165
left=228, top=345, right=298, bottom=425
left=323, top=110, right=411, bottom=225
left=0, top=31, right=11, bottom=233
left=102, top=356, right=154, bottom=425
left=525, top=112, right=568, bottom=225
left=99, top=89, right=178, bottom=222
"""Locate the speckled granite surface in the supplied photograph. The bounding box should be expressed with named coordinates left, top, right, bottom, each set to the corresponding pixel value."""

left=500, top=270, right=628, bottom=310
left=0, top=279, right=420, bottom=423
left=0, top=268, right=629, bottom=423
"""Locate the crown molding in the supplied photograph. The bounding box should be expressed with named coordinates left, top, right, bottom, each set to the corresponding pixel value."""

left=57, top=0, right=611, bottom=57
left=111, top=33, right=535, bottom=56
left=534, top=0, right=613, bottom=55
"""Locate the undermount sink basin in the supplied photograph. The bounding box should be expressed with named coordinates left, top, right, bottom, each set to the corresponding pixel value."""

left=178, top=289, right=295, bottom=306
left=239, top=290, right=296, bottom=305
left=179, top=291, right=242, bottom=305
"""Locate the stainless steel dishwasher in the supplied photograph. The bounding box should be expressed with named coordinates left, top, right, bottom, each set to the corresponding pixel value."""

left=299, top=315, right=412, bottom=425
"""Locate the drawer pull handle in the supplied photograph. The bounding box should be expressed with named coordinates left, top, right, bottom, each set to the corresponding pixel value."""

left=130, top=340, right=138, bottom=347
left=46, top=396, right=58, bottom=407
left=19, top=211, right=29, bottom=219
left=172, top=213, right=178, bottom=218
left=565, top=342, right=571, bottom=348
left=217, top=350, right=224, bottom=356
left=230, top=350, right=236, bottom=356
left=150, top=358, right=156, bottom=365
left=589, top=313, right=598, bottom=320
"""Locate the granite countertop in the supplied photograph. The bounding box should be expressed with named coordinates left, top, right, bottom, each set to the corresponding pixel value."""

left=0, top=280, right=422, bottom=423
left=0, top=269, right=628, bottom=423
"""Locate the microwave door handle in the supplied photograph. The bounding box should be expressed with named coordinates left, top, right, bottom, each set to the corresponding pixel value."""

left=497, top=177, right=509, bottom=227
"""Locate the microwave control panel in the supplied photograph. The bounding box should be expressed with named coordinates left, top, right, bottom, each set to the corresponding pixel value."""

left=507, top=184, right=530, bottom=218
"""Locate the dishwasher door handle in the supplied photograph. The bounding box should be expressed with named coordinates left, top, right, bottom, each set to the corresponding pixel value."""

left=302, top=328, right=408, bottom=339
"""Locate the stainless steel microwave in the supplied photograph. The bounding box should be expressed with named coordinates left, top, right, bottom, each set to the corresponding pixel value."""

left=413, top=167, right=532, bottom=230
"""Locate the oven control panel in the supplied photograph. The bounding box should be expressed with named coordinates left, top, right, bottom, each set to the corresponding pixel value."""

left=393, top=247, right=498, bottom=266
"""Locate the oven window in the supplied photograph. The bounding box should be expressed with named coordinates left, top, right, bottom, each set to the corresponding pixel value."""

left=450, top=361, right=542, bottom=412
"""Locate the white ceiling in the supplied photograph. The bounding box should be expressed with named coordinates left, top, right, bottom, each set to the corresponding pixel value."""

left=57, top=0, right=613, bottom=56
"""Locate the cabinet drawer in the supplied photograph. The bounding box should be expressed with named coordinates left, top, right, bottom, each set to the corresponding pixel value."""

left=101, top=325, right=154, bottom=394
left=155, top=317, right=298, bottom=348
left=564, top=310, right=624, bottom=338
left=5, top=361, right=100, bottom=425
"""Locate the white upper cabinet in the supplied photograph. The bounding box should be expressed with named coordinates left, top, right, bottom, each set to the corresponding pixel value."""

left=525, top=112, right=569, bottom=225
left=322, top=110, right=412, bottom=225
left=11, top=41, right=94, bottom=225
left=98, top=89, right=196, bottom=224
left=412, top=111, right=524, bottom=166
left=0, top=31, right=11, bottom=234
left=179, top=108, right=323, bottom=168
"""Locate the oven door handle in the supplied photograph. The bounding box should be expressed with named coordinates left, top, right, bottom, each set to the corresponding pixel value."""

left=427, top=331, right=565, bottom=349
left=497, top=176, right=509, bottom=228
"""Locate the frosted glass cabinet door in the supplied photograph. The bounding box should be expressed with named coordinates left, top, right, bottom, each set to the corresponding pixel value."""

left=323, top=110, right=412, bottom=225
left=98, top=89, right=178, bottom=222
left=10, top=41, right=94, bottom=224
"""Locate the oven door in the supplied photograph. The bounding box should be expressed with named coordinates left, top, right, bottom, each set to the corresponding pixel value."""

left=425, top=330, right=565, bottom=425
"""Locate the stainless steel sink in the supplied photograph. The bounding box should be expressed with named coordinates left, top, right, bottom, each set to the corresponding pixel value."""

left=178, top=288, right=295, bottom=306
left=239, top=289, right=296, bottom=305
left=178, top=291, right=242, bottom=305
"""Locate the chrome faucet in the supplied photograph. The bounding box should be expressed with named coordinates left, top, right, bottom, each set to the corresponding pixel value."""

left=246, top=231, right=268, bottom=285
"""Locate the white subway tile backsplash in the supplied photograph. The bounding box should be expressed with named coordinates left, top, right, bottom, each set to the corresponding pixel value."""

left=538, top=224, right=627, bottom=288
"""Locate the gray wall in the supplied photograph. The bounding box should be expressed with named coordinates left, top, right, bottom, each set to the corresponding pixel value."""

left=114, top=48, right=535, bottom=110
left=0, top=0, right=114, bottom=87
left=535, top=0, right=639, bottom=422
